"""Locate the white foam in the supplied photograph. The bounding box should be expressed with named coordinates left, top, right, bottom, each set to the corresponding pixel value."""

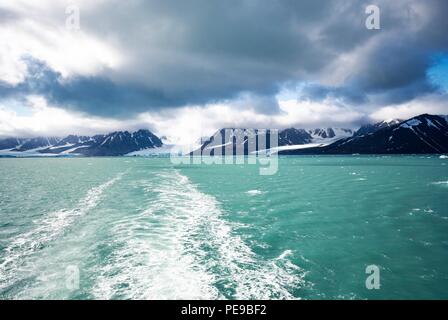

left=431, top=181, right=448, bottom=186
left=93, top=170, right=304, bottom=300
left=276, top=250, right=293, bottom=260
left=0, top=172, right=124, bottom=291
left=246, top=190, right=266, bottom=196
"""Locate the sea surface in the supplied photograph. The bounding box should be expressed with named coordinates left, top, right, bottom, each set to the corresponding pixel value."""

left=0, top=156, right=447, bottom=299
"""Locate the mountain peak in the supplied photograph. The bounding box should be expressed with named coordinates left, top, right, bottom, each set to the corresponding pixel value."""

left=381, top=118, right=402, bottom=125
left=354, top=118, right=403, bottom=137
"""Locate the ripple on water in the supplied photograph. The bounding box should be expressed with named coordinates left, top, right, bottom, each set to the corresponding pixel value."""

left=0, top=172, right=125, bottom=295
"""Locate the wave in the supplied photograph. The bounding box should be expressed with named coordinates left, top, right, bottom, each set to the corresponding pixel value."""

left=431, top=180, right=448, bottom=186
left=0, top=172, right=125, bottom=293
left=245, top=190, right=266, bottom=196
left=92, top=170, right=304, bottom=300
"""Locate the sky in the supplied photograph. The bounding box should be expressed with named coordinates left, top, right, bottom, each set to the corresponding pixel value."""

left=0, top=0, right=447, bottom=144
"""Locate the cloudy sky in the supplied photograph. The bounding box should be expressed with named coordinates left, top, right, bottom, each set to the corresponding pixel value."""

left=0, top=0, right=447, bottom=144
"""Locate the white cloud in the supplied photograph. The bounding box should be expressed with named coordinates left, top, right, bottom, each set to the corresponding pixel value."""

left=1, top=93, right=446, bottom=144
left=136, top=96, right=366, bottom=145
left=370, top=93, right=448, bottom=121
left=276, top=99, right=364, bottom=126
left=0, top=96, right=135, bottom=138
left=0, top=0, right=122, bottom=84
left=0, top=93, right=362, bottom=142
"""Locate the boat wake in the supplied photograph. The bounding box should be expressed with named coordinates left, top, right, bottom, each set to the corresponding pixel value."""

left=93, top=169, right=304, bottom=299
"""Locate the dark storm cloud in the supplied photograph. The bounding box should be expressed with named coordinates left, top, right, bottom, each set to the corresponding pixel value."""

left=0, top=7, right=18, bottom=23
left=297, top=0, right=448, bottom=106
left=346, top=0, right=448, bottom=97
left=2, top=0, right=448, bottom=116
left=299, top=84, right=368, bottom=105
left=0, top=59, right=226, bottom=117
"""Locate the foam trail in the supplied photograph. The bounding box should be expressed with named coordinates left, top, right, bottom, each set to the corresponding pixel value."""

left=92, top=171, right=220, bottom=299
left=0, top=172, right=124, bottom=292
left=93, top=170, right=304, bottom=299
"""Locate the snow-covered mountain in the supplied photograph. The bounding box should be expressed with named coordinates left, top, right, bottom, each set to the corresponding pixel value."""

left=353, top=119, right=402, bottom=137
left=195, top=128, right=259, bottom=155
left=308, top=128, right=353, bottom=141
left=2, top=114, right=446, bottom=157
left=194, top=115, right=448, bottom=156
left=281, top=114, right=448, bottom=155
left=0, top=138, right=26, bottom=150
left=307, top=128, right=353, bottom=143
left=5, top=137, right=61, bottom=152
left=0, top=129, right=163, bottom=157
left=278, top=128, right=312, bottom=145
left=194, top=127, right=354, bottom=155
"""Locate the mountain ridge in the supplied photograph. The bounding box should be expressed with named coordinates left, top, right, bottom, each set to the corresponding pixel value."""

left=0, top=129, right=163, bottom=157
left=280, top=114, right=448, bottom=155
left=192, top=127, right=354, bottom=155
left=192, top=114, right=448, bottom=155
left=1, top=114, right=447, bottom=157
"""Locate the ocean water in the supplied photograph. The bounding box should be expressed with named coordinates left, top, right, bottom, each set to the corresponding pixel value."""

left=0, top=156, right=447, bottom=300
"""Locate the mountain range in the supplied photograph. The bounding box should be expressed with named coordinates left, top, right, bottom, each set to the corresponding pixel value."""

left=0, top=114, right=447, bottom=157
left=194, top=127, right=354, bottom=155
left=194, top=114, right=448, bottom=155
left=0, top=129, right=162, bottom=157
left=280, top=114, right=448, bottom=155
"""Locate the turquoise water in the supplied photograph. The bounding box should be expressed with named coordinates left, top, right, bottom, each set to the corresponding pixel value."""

left=0, top=156, right=447, bottom=299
